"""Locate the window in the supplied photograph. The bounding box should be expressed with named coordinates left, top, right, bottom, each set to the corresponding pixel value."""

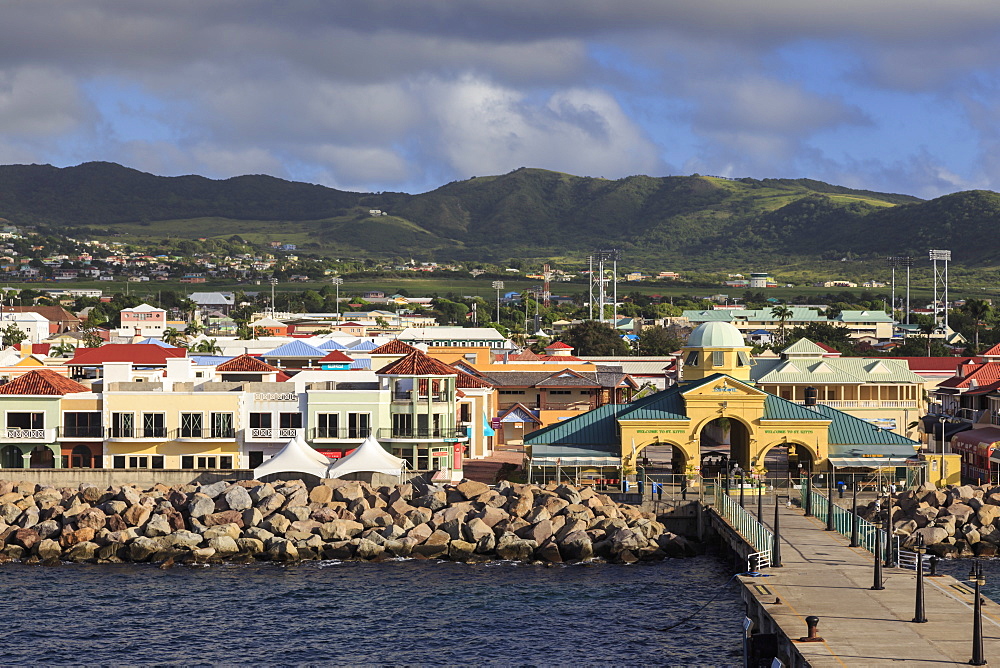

left=128, top=456, right=148, bottom=468
left=737, top=350, right=753, bottom=367
left=151, top=456, right=164, bottom=469
left=458, top=404, right=472, bottom=423
left=548, top=390, right=572, bottom=395
left=220, top=456, right=233, bottom=469
left=712, top=351, right=725, bottom=367
left=180, top=413, right=203, bottom=438
left=197, top=456, right=217, bottom=469
left=181, top=455, right=194, bottom=469
left=211, top=412, right=234, bottom=438
left=113, top=455, right=125, bottom=469
left=279, top=413, right=302, bottom=429
left=348, top=412, right=370, bottom=438
left=248, top=451, right=264, bottom=468
left=7, top=412, right=43, bottom=430
left=63, top=412, right=102, bottom=438
left=249, top=413, right=272, bottom=428
left=111, top=412, right=133, bottom=438
left=316, top=413, right=339, bottom=438
left=499, top=390, right=525, bottom=395
left=394, top=379, right=413, bottom=400
left=142, top=413, right=165, bottom=438
left=393, top=413, right=413, bottom=437
left=685, top=351, right=699, bottom=366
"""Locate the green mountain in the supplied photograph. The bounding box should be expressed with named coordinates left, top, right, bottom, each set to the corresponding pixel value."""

left=3, top=161, right=994, bottom=268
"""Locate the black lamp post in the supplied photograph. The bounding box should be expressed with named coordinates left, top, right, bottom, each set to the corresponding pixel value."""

left=970, top=561, right=986, bottom=665
left=757, top=479, right=764, bottom=520
left=871, top=524, right=884, bottom=590
left=826, top=473, right=836, bottom=531
left=772, top=486, right=782, bottom=567
left=850, top=483, right=860, bottom=547
left=737, top=465, right=745, bottom=508
left=884, top=494, right=895, bottom=567
left=804, top=472, right=813, bottom=517
left=913, top=533, right=927, bottom=623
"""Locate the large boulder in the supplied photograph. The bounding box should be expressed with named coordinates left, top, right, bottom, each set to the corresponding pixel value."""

left=122, top=504, right=152, bottom=527
left=187, top=494, right=216, bottom=518
left=456, top=480, right=490, bottom=501
left=143, top=514, right=173, bottom=537
left=207, top=536, right=239, bottom=556
left=36, top=538, right=62, bottom=561
left=129, top=537, right=164, bottom=562
left=64, top=541, right=98, bottom=562
left=319, top=519, right=363, bottom=541
left=222, top=486, right=253, bottom=512
left=913, top=526, right=949, bottom=547
left=559, top=530, right=594, bottom=561
left=977, top=504, right=1000, bottom=527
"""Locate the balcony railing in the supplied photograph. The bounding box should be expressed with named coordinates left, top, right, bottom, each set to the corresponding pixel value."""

left=58, top=426, right=104, bottom=439
left=1, top=427, right=56, bottom=442
left=108, top=427, right=167, bottom=439
left=246, top=427, right=305, bottom=441
left=794, top=400, right=919, bottom=409
left=172, top=428, right=237, bottom=440
left=378, top=427, right=468, bottom=440
left=309, top=427, right=372, bottom=440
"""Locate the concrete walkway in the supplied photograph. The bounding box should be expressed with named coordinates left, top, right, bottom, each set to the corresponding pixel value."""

left=743, top=503, right=1000, bottom=667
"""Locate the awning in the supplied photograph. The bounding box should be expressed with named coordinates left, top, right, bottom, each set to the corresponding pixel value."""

left=951, top=427, right=1000, bottom=454
left=530, top=442, right=619, bottom=467
left=828, top=456, right=918, bottom=468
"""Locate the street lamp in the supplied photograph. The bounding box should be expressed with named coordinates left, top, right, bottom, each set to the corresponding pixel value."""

left=492, top=281, right=504, bottom=323
left=269, top=278, right=278, bottom=316
left=913, top=533, right=927, bottom=623
left=331, top=277, right=343, bottom=321
left=969, top=561, right=986, bottom=665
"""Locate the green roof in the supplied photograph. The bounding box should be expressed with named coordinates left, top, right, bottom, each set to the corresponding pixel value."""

left=523, top=404, right=622, bottom=446
left=762, top=394, right=832, bottom=421
left=617, top=383, right=688, bottom=421
left=752, top=354, right=923, bottom=385
left=814, top=404, right=919, bottom=456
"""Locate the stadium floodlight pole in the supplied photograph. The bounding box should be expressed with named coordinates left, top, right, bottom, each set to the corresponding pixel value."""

left=901, top=256, right=913, bottom=325
left=588, top=255, right=594, bottom=321
left=269, top=277, right=278, bottom=317
left=331, top=277, right=343, bottom=321
left=886, top=257, right=898, bottom=322
left=930, top=250, right=951, bottom=332
left=492, top=281, right=504, bottom=324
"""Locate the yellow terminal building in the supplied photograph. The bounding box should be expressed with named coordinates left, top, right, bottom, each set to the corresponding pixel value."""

left=525, top=321, right=956, bottom=486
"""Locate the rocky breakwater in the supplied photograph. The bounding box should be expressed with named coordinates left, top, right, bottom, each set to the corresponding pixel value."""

left=861, top=482, right=1000, bottom=558
left=0, top=478, right=695, bottom=566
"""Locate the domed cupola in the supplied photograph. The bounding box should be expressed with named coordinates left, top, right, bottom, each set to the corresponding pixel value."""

left=681, top=321, right=753, bottom=381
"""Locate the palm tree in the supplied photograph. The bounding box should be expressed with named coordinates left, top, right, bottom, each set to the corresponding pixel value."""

left=50, top=342, right=76, bottom=358
left=771, top=304, right=793, bottom=347
left=184, top=322, right=204, bottom=339
left=963, top=299, right=992, bottom=353
left=191, top=338, right=222, bottom=354
left=162, top=327, right=184, bottom=346
left=918, top=321, right=936, bottom=356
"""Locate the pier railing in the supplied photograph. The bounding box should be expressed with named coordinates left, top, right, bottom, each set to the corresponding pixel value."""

left=712, top=481, right=774, bottom=557
left=801, top=485, right=897, bottom=559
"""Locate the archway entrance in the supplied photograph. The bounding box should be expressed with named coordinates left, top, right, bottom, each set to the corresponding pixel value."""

left=29, top=446, right=54, bottom=468
left=1, top=445, right=23, bottom=468
left=699, top=417, right=751, bottom=476
left=639, top=441, right=687, bottom=474
left=70, top=445, right=93, bottom=468
left=762, top=442, right=815, bottom=484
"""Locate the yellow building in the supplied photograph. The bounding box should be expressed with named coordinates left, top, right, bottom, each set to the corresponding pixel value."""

left=525, top=321, right=922, bottom=483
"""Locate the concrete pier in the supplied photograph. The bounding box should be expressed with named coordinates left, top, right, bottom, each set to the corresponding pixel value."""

left=735, top=502, right=1000, bottom=667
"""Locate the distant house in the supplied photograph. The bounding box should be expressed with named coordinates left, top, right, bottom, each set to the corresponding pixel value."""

left=119, top=303, right=167, bottom=338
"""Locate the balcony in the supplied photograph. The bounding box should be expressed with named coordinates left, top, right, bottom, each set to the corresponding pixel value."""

left=58, top=426, right=105, bottom=440
left=794, top=400, right=919, bottom=409
left=245, top=427, right=305, bottom=441
left=172, top=428, right=237, bottom=441
left=107, top=427, right=168, bottom=441
left=309, top=427, right=372, bottom=441
left=378, top=427, right=468, bottom=441
left=1, top=427, right=57, bottom=442
left=394, top=392, right=450, bottom=403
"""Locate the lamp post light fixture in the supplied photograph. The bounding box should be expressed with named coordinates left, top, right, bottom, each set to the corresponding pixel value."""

left=736, top=465, right=745, bottom=508
left=804, top=472, right=813, bottom=517
left=492, top=281, right=504, bottom=323
left=331, top=277, right=343, bottom=321
left=970, top=561, right=986, bottom=665
left=871, top=518, right=885, bottom=590
left=772, top=486, right=782, bottom=567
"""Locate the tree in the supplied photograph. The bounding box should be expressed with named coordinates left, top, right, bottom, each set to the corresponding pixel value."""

left=0, top=324, right=26, bottom=349
left=162, top=327, right=184, bottom=346
left=770, top=304, right=793, bottom=347
left=560, top=321, right=629, bottom=356
left=636, top=325, right=682, bottom=355
left=80, top=326, right=104, bottom=348
left=918, top=321, right=936, bottom=357
left=191, top=338, right=222, bottom=354
left=963, top=299, right=992, bottom=353
left=49, top=341, right=77, bottom=358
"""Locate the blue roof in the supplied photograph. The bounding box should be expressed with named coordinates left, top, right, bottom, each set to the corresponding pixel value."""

left=263, top=340, right=326, bottom=358
left=138, top=338, right=176, bottom=348
left=350, top=359, right=372, bottom=369
left=318, top=339, right=348, bottom=350
left=191, top=355, right=231, bottom=365
left=349, top=340, right=379, bottom=351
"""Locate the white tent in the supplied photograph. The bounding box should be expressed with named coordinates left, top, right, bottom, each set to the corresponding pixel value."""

left=326, top=435, right=407, bottom=479
left=252, top=435, right=331, bottom=479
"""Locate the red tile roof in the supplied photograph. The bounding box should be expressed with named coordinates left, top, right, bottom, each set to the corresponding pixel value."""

left=376, top=350, right=458, bottom=376
left=69, top=344, right=187, bottom=366
left=545, top=342, right=574, bottom=349
left=319, top=350, right=353, bottom=363
left=216, top=354, right=278, bottom=373
left=370, top=339, right=418, bottom=355
left=0, top=369, right=89, bottom=395
left=937, top=362, right=1000, bottom=390
left=983, top=343, right=1000, bottom=357
left=899, top=356, right=974, bottom=373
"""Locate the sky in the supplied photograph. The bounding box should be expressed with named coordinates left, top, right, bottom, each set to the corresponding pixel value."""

left=3, top=1, right=1000, bottom=198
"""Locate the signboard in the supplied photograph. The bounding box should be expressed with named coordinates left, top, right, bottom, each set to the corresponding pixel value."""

left=431, top=451, right=449, bottom=457
left=490, top=418, right=501, bottom=429
left=453, top=443, right=463, bottom=469
left=316, top=450, right=342, bottom=459
left=863, top=418, right=897, bottom=431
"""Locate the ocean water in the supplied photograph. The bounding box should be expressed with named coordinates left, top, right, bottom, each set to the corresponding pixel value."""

left=0, top=553, right=745, bottom=667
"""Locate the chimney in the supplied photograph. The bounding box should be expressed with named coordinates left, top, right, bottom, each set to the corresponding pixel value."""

left=804, top=386, right=818, bottom=407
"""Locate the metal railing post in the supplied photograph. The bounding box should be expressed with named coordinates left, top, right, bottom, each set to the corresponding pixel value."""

left=850, top=483, right=860, bottom=547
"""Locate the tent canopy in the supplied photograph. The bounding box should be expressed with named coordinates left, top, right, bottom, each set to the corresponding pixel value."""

left=326, top=435, right=407, bottom=479
left=253, top=436, right=331, bottom=479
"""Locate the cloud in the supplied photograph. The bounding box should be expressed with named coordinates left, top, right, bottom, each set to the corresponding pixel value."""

left=0, top=66, right=93, bottom=136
